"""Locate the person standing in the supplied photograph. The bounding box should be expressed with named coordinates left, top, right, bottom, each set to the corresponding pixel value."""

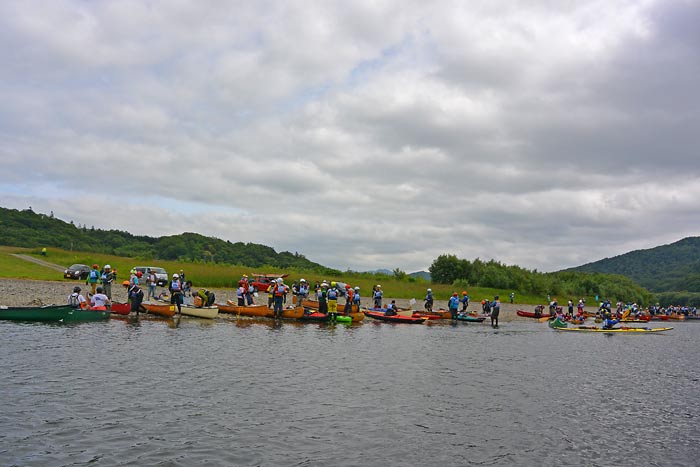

left=273, top=278, right=287, bottom=319
left=129, top=284, right=144, bottom=314
left=343, top=285, right=354, bottom=314
left=448, top=293, right=460, bottom=320
left=460, top=291, right=469, bottom=312
left=424, top=288, right=434, bottom=312
left=101, top=265, right=115, bottom=300
left=296, top=279, right=309, bottom=309
left=170, top=273, right=184, bottom=314
left=317, top=282, right=328, bottom=315
left=510, top=292, right=515, bottom=304
left=352, top=286, right=361, bottom=310
left=373, top=285, right=383, bottom=309
left=490, top=295, right=501, bottom=328
left=86, top=264, right=100, bottom=295
left=146, top=269, right=157, bottom=301
left=568, top=299, right=574, bottom=317
left=327, top=282, right=340, bottom=320
left=237, top=283, right=246, bottom=306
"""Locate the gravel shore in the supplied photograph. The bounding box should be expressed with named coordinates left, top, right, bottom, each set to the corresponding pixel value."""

left=0, top=278, right=599, bottom=322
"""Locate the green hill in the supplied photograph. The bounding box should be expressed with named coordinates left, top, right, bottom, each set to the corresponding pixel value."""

left=567, top=237, right=700, bottom=293
left=0, top=206, right=336, bottom=273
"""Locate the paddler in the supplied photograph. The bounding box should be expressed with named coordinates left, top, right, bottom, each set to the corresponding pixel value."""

left=424, top=288, right=434, bottom=312
left=68, top=286, right=87, bottom=309
left=385, top=300, right=398, bottom=316
left=448, top=292, right=460, bottom=320
left=490, top=295, right=501, bottom=329
left=169, top=273, right=184, bottom=314
left=296, top=278, right=309, bottom=309
left=602, top=313, right=619, bottom=330
left=327, top=281, right=340, bottom=321
left=373, top=285, right=383, bottom=309
left=90, top=286, right=111, bottom=311
left=272, top=278, right=288, bottom=319
left=460, top=291, right=469, bottom=312
left=352, top=286, right=361, bottom=309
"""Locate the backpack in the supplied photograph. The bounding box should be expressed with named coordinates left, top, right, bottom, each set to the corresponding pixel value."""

left=68, top=293, right=80, bottom=308
left=89, top=270, right=99, bottom=280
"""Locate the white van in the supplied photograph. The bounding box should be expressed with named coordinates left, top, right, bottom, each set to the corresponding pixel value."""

left=133, top=266, right=168, bottom=286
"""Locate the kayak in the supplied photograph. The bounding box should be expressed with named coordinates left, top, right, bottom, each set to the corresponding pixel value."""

left=299, top=312, right=352, bottom=323
left=364, top=310, right=425, bottom=324
left=109, top=302, right=132, bottom=315
left=456, top=313, right=486, bottom=323
left=516, top=310, right=552, bottom=319
left=180, top=305, right=219, bottom=319
left=412, top=313, right=442, bottom=320
left=301, top=299, right=359, bottom=313
left=549, top=317, right=672, bottom=333
left=219, top=302, right=304, bottom=319
left=141, top=302, right=177, bottom=317
left=413, top=309, right=452, bottom=319
left=0, top=304, right=110, bottom=322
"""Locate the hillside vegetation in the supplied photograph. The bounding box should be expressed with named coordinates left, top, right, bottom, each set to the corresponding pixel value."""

left=0, top=207, right=336, bottom=274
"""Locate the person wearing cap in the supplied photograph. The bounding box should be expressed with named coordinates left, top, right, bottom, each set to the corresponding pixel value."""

left=352, top=286, right=361, bottom=309
left=170, top=273, right=184, bottom=314
left=296, top=279, right=309, bottom=309
left=343, top=284, right=354, bottom=314
left=86, top=264, right=100, bottom=295
left=448, top=293, right=460, bottom=320
left=68, top=286, right=87, bottom=309
left=373, top=285, right=383, bottom=309
left=327, top=281, right=340, bottom=320
left=273, top=278, right=288, bottom=319
left=424, top=288, right=434, bottom=312
left=460, top=291, right=469, bottom=312
left=101, top=265, right=115, bottom=300
left=490, top=295, right=501, bottom=328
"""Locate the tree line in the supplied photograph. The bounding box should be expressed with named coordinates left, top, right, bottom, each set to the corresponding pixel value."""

left=428, top=254, right=655, bottom=305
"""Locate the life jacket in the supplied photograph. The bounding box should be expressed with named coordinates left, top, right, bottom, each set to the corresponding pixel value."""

left=352, top=292, right=360, bottom=303
left=274, top=284, right=285, bottom=297
left=171, top=280, right=181, bottom=291
left=327, top=288, right=338, bottom=300
left=89, top=269, right=99, bottom=281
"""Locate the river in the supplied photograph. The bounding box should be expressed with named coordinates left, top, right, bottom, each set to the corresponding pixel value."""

left=0, top=316, right=697, bottom=466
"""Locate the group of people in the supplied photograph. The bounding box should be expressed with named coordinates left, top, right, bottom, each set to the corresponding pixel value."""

left=85, top=264, right=116, bottom=299
left=67, top=285, right=111, bottom=310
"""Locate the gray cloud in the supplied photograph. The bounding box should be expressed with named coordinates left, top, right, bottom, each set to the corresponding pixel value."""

left=1, top=0, right=699, bottom=274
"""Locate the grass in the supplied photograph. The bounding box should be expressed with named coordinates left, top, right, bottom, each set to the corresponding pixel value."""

left=0, top=246, right=559, bottom=305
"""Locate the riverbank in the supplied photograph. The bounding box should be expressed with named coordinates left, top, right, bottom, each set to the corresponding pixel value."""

left=0, top=279, right=601, bottom=321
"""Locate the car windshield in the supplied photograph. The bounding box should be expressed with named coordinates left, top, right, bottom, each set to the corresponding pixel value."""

left=70, top=264, right=87, bottom=269
left=151, top=268, right=167, bottom=274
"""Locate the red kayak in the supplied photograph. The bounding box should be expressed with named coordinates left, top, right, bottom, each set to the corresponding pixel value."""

left=109, top=302, right=131, bottom=315
left=516, top=310, right=552, bottom=319
left=364, top=311, right=425, bottom=324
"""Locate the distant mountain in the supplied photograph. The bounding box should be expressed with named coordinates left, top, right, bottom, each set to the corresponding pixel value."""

left=566, top=237, right=700, bottom=292
left=366, top=268, right=393, bottom=275
left=0, top=206, right=337, bottom=273
left=409, top=270, right=431, bottom=280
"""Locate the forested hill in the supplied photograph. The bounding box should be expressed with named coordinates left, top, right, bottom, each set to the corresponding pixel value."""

left=566, top=237, right=700, bottom=292
left=0, top=207, right=335, bottom=272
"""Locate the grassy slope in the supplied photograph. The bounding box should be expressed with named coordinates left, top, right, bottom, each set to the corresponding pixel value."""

left=0, top=247, right=552, bottom=305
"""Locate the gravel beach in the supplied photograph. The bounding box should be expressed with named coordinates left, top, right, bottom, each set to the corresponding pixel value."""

left=0, top=278, right=602, bottom=322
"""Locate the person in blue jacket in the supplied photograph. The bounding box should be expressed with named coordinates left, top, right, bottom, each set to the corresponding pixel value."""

left=490, top=295, right=501, bottom=328
left=448, top=292, right=460, bottom=320
left=460, top=291, right=469, bottom=311
left=424, top=288, right=434, bottom=312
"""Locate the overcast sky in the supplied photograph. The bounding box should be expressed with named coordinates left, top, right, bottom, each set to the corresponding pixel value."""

left=1, top=0, right=698, bottom=273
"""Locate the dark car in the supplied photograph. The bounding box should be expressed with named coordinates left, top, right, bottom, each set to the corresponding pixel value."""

left=64, top=264, right=91, bottom=280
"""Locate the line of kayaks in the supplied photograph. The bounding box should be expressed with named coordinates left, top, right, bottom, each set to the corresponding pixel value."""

left=548, top=317, right=673, bottom=333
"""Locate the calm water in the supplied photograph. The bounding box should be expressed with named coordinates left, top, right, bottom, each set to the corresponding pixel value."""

left=0, top=316, right=698, bottom=466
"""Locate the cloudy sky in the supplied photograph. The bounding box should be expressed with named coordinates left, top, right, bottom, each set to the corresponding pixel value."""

left=1, top=0, right=698, bottom=273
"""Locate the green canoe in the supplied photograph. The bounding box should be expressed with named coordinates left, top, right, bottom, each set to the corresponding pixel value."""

left=0, top=305, right=111, bottom=322
left=549, top=317, right=672, bottom=333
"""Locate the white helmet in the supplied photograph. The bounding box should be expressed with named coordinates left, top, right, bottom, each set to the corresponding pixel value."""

left=427, top=288, right=432, bottom=292
left=173, top=273, right=179, bottom=278
left=354, top=286, right=360, bottom=291
left=376, top=284, right=381, bottom=288
left=300, top=278, right=306, bottom=283
left=104, top=264, right=111, bottom=270
left=276, top=278, right=283, bottom=284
